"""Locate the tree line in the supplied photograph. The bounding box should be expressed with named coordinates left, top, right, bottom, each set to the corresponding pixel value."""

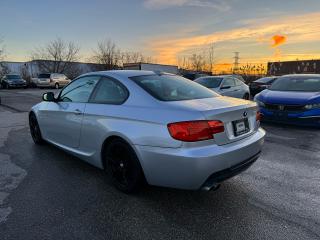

left=0, top=38, right=267, bottom=80
left=0, top=38, right=156, bottom=79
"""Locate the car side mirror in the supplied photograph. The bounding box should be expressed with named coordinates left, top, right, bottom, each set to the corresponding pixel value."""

left=220, top=86, right=231, bottom=90
left=42, top=92, right=55, bottom=102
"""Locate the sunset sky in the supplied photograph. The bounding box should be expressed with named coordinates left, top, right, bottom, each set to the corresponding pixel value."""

left=1, top=0, right=320, bottom=72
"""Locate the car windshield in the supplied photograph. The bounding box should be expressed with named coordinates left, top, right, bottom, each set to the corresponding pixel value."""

left=269, top=76, right=320, bottom=92
left=38, top=74, right=50, bottom=78
left=7, top=75, right=21, bottom=80
left=195, top=77, right=223, bottom=88
left=255, top=77, right=275, bottom=84
left=131, top=74, right=218, bottom=101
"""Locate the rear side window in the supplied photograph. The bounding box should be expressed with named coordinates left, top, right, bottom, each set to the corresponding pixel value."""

left=59, top=76, right=100, bottom=102
left=234, top=78, right=243, bottom=86
left=90, top=77, right=129, bottom=104
left=222, top=78, right=236, bottom=87
left=131, top=74, right=218, bottom=101
left=38, top=74, right=50, bottom=78
left=195, top=77, right=222, bottom=88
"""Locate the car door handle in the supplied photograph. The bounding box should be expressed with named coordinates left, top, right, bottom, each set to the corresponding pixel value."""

left=73, top=109, right=83, bottom=115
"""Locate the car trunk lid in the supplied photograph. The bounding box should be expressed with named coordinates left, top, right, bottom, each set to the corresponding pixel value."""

left=165, top=96, right=259, bottom=145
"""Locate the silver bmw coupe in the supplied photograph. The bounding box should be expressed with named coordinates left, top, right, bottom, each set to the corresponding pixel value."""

left=29, top=70, right=265, bottom=193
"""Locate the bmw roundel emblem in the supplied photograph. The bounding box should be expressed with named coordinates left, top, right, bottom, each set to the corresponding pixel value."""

left=243, top=111, right=247, bottom=117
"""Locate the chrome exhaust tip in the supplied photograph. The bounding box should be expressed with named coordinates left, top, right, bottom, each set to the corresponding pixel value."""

left=201, top=183, right=220, bottom=191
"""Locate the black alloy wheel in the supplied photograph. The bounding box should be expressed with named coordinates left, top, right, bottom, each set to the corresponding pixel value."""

left=104, top=139, right=144, bottom=193
left=29, top=113, right=45, bottom=144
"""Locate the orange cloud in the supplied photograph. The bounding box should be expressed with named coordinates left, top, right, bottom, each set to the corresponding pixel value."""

left=147, top=12, right=320, bottom=64
left=272, top=35, right=287, bottom=47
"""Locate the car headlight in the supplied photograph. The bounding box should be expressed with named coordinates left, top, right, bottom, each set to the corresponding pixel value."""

left=253, top=96, right=265, bottom=107
left=305, top=103, right=320, bottom=110
left=257, top=100, right=265, bottom=107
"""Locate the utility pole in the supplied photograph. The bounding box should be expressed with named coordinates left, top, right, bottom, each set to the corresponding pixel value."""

left=208, top=43, right=215, bottom=74
left=233, top=52, right=240, bottom=74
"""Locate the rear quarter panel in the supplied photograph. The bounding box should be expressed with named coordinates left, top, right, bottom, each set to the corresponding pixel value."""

left=80, top=103, right=204, bottom=148
left=78, top=103, right=205, bottom=167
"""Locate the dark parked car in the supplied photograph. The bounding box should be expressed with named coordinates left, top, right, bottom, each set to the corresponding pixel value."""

left=182, top=73, right=208, bottom=80
left=0, top=74, right=27, bottom=89
left=249, top=76, right=277, bottom=96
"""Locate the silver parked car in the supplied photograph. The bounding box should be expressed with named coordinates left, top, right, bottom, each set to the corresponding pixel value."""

left=36, top=73, right=71, bottom=89
left=195, top=75, right=250, bottom=99
left=29, top=71, right=265, bottom=193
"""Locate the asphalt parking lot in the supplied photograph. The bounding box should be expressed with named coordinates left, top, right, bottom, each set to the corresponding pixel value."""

left=0, top=89, right=319, bottom=240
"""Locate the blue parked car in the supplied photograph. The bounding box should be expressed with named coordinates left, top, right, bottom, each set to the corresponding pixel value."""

left=254, top=74, right=320, bottom=127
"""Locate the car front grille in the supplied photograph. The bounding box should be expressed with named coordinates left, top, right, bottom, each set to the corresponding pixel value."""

left=264, top=103, right=305, bottom=112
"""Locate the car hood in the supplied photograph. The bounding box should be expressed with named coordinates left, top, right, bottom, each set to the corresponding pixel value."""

left=258, top=90, right=320, bottom=105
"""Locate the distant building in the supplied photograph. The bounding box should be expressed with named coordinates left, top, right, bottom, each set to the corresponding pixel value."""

left=123, top=63, right=178, bottom=74
left=0, top=60, right=106, bottom=79
left=267, top=59, right=320, bottom=76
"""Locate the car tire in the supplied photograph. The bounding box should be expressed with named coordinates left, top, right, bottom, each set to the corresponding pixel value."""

left=29, top=113, right=45, bottom=145
left=103, top=138, right=145, bottom=193
left=243, top=93, right=250, bottom=100
left=55, top=83, right=59, bottom=89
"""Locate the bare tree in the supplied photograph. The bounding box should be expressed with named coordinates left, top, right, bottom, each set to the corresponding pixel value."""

left=92, top=39, right=121, bottom=70
left=0, top=39, right=10, bottom=78
left=121, top=51, right=144, bottom=65
left=190, top=53, right=206, bottom=72
left=19, top=64, right=30, bottom=81
left=178, top=43, right=215, bottom=73
left=31, top=38, right=81, bottom=75
left=0, top=39, right=4, bottom=61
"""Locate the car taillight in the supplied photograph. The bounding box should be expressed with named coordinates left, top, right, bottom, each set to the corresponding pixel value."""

left=256, top=111, right=262, bottom=121
left=167, top=120, right=224, bottom=142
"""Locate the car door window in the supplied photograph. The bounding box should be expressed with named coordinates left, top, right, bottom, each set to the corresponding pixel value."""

left=234, top=78, right=243, bottom=86
left=222, top=78, right=235, bottom=87
left=90, top=77, right=129, bottom=104
left=59, top=76, right=100, bottom=103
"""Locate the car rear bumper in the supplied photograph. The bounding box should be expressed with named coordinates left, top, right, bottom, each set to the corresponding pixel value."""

left=37, top=82, right=53, bottom=87
left=7, top=83, right=27, bottom=88
left=134, top=128, right=265, bottom=190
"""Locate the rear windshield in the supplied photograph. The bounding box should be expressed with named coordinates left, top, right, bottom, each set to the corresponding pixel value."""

left=269, top=76, right=320, bottom=92
left=131, top=74, right=218, bottom=101
left=7, top=75, right=21, bottom=79
left=255, top=77, right=276, bottom=84
left=38, top=74, right=50, bottom=78
left=195, top=77, right=222, bottom=88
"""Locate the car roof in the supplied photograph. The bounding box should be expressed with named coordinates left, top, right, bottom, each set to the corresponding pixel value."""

left=195, top=76, right=224, bottom=80
left=280, top=74, right=320, bottom=78
left=81, top=70, right=158, bottom=79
